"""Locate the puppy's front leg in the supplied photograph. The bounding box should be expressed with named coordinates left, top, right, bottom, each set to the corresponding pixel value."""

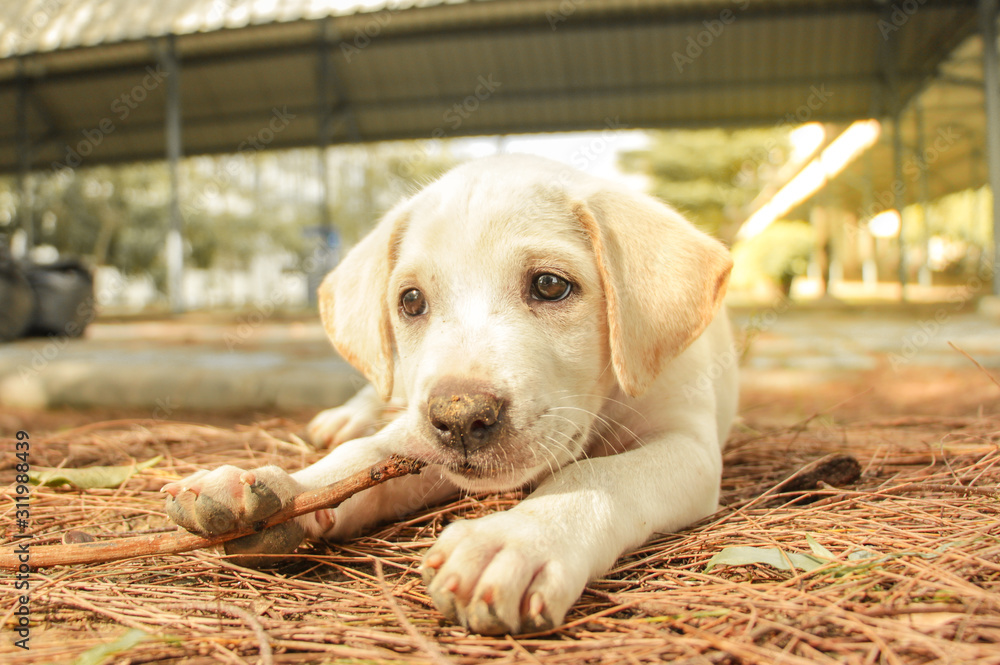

left=421, top=429, right=721, bottom=635
left=292, top=420, right=457, bottom=539
left=164, top=419, right=455, bottom=563
left=307, top=383, right=406, bottom=448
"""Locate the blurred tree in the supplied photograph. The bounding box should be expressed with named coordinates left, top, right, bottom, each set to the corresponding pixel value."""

left=731, top=220, right=815, bottom=296
left=619, top=127, right=793, bottom=238
left=0, top=141, right=459, bottom=294
left=322, top=141, right=458, bottom=245
left=33, top=163, right=170, bottom=281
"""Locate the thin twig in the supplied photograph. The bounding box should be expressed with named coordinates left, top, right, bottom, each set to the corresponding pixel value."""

left=163, top=602, right=274, bottom=665
left=374, top=558, right=454, bottom=665
left=0, top=455, right=424, bottom=569
left=949, top=341, right=1000, bottom=391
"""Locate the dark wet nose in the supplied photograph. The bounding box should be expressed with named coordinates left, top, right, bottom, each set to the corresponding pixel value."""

left=427, top=383, right=504, bottom=453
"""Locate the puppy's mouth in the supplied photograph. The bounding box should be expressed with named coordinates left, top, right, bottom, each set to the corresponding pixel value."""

left=446, top=461, right=492, bottom=479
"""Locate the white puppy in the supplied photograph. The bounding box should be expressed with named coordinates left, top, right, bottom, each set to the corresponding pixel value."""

left=163, top=154, right=738, bottom=635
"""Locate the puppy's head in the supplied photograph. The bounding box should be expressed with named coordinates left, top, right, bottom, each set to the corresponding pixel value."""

left=319, top=155, right=731, bottom=490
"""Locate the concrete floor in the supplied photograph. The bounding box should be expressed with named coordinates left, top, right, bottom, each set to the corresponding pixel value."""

left=0, top=304, right=996, bottom=412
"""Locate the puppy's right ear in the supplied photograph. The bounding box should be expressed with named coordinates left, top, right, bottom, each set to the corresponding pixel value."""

left=318, top=204, right=409, bottom=401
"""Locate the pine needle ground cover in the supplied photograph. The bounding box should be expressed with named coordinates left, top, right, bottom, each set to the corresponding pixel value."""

left=2, top=401, right=999, bottom=664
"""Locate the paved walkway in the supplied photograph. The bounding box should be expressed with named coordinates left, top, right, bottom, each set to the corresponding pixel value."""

left=0, top=318, right=363, bottom=411
left=0, top=305, right=996, bottom=411
left=732, top=305, right=1000, bottom=371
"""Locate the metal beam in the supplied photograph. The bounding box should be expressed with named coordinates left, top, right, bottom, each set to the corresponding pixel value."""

left=981, top=0, right=1000, bottom=295
left=0, top=4, right=972, bottom=90
left=1, top=73, right=891, bottom=154
left=0, top=110, right=897, bottom=174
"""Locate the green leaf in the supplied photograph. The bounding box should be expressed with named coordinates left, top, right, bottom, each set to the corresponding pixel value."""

left=704, top=546, right=829, bottom=573
left=29, top=456, right=163, bottom=489
left=806, top=533, right=836, bottom=560
left=72, top=629, right=149, bottom=665
left=847, top=549, right=880, bottom=561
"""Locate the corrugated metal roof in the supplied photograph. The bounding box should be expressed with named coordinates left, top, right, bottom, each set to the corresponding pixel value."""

left=1, top=0, right=411, bottom=56
left=0, top=0, right=982, bottom=175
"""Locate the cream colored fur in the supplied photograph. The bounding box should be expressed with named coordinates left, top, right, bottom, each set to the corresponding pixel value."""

left=164, top=154, right=738, bottom=635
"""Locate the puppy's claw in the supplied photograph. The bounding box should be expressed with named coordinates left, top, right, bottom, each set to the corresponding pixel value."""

left=165, top=490, right=201, bottom=533
left=429, top=573, right=462, bottom=624
left=421, top=551, right=446, bottom=584
left=239, top=479, right=283, bottom=523
left=469, top=597, right=511, bottom=636
left=522, top=592, right=554, bottom=633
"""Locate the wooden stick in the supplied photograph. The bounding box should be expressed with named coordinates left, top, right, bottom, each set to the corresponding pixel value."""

left=0, top=455, right=425, bottom=570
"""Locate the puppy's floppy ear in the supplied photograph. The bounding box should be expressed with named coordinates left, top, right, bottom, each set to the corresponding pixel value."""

left=575, top=188, right=732, bottom=397
left=317, top=204, right=408, bottom=401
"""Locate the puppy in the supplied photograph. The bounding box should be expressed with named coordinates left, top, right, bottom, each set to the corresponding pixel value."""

left=163, top=154, right=738, bottom=635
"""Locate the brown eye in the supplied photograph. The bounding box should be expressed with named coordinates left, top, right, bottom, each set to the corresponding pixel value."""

left=400, top=288, right=428, bottom=317
left=531, top=273, right=572, bottom=302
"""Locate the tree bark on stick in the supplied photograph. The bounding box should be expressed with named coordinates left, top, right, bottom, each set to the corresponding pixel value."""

left=0, top=455, right=424, bottom=570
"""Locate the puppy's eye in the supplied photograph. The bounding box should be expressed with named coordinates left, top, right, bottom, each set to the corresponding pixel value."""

left=531, top=273, right=572, bottom=302
left=400, top=289, right=428, bottom=317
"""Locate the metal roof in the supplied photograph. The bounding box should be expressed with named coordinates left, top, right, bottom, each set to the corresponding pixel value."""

left=0, top=0, right=982, bottom=173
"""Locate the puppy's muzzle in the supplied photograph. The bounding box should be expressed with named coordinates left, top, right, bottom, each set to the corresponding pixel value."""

left=427, top=381, right=505, bottom=454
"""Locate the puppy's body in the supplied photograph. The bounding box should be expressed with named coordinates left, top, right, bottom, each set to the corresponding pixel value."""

left=164, top=155, right=737, bottom=634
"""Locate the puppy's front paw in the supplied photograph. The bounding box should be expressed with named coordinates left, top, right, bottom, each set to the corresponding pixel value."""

left=420, top=512, right=587, bottom=635
left=307, top=402, right=381, bottom=448
left=162, top=465, right=306, bottom=566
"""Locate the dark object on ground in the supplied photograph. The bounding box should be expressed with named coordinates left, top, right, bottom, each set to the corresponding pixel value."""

left=0, top=251, right=34, bottom=342
left=767, top=452, right=863, bottom=505
left=24, top=259, right=95, bottom=338
left=0, top=251, right=95, bottom=342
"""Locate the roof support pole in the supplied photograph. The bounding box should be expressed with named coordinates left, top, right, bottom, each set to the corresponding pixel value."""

left=317, top=24, right=334, bottom=241
left=980, top=0, right=1000, bottom=295
left=15, top=63, right=32, bottom=255
left=310, top=22, right=336, bottom=306
left=892, top=109, right=907, bottom=298
left=891, top=87, right=907, bottom=298
left=160, top=35, right=184, bottom=313
left=914, top=101, right=932, bottom=288
left=878, top=2, right=907, bottom=299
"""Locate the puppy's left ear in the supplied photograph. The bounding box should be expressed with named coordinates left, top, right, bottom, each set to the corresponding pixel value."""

left=317, top=204, right=409, bottom=401
left=575, top=188, right=732, bottom=397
